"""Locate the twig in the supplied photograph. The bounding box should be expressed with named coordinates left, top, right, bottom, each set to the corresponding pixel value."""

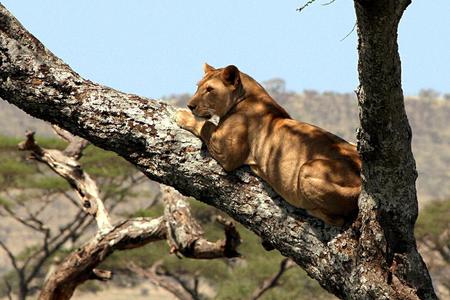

left=4, top=278, right=13, bottom=300
left=340, top=22, right=357, bottom=42
left=322, top=0, right=336, bottom=6
left=0, top=239, right=20, bottom=272
left=128, top=261, right=199, bottom=300
left=250, top=258, right=296, bottom=300
left=297, top=0, right=318, bottom=12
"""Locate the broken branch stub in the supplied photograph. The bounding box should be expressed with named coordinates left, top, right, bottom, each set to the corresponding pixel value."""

left=18, top=130, right=113, bottom=234
left=162, top=185, right=241, bottom=259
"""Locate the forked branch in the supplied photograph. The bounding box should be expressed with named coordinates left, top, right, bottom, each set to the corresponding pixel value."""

left=39, top=186, right=240, bottom=300
left=18, top=130, right=112, bottom=234
left=250, top=258, right=296, bottom=300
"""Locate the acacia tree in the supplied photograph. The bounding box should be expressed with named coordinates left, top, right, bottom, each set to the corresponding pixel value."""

left=0, top=2, right=438, bottom=299
left=0, top=127, right=130, bottom=300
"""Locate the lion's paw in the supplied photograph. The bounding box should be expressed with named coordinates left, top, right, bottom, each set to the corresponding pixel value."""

left=176, top=109, right=197, bottom=132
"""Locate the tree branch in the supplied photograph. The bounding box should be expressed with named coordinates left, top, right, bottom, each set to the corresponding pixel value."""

left=39, top=186, right=241, bottom=300
left=250, top=258, right=296, bottom=300
left=21, top=135, right=241, bottom=300
left=0, top=240, right=20, bottom=275
left=0, top=5, right=345, bottom=295
left=38, top=217, right=167, bottom=300
left=128, top=261, right=200, bottom=300
left=297, top=0, right=318, bottom=12
left=52, top=125, right=89, bottom=160
left=18, top=130, right=112, bottom=234
left=3, top=278, right=13, bottom=300
left=162, top=186, right=241, bottom=259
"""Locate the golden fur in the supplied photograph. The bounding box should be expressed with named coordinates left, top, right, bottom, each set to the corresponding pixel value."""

left=176, top=64, right=361, bottom=226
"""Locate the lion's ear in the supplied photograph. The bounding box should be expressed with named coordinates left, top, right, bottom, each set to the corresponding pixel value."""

left=221, top=65, right=241, bottom=87
left=203, top=63, right=216, bottom=74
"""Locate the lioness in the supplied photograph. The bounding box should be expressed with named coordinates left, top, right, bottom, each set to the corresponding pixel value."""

left=176, top=64, right=361, bottom=226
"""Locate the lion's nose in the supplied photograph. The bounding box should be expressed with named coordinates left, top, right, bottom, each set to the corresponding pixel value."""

left=187, top=104, right=197, bottom=111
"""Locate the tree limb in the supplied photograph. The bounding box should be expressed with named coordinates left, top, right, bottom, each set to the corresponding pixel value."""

left=0, top=240, right=20, bottom=275
left=128, top=261, right=199, bottom=300
left=3, top=278, right=13, bottom=300
left=52, top=125, right=89, bottom=160
left=38, top=217, right=167, bottom=300
left=162, top=186, right=241, bottom=259
left=250, top=258, right=296, bottom=300
left=17, top=129, right=241, bottom=300
left=39, top=186, right=241, bottom=300
left=0, top=4, right=345, bottom=295
left=18, top=130, right=112, bottom=234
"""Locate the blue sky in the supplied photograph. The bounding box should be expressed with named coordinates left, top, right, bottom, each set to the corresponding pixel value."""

left=2, top=0, right=449, bottom=98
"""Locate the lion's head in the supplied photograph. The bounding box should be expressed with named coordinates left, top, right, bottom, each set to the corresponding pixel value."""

left=187, top=64, right=243, bottom=118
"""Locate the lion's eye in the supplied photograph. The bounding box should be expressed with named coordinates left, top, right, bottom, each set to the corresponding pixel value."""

left=206, top=86, right=214, bottom=93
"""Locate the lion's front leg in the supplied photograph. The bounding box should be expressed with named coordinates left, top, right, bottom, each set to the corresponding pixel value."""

left=177, top=110, right=248, bottom=172
left=176, top=109, right=207, bottom=137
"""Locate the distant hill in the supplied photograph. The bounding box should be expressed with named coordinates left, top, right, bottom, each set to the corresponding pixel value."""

left=0, top=100, right=54, bottom=136
left=2, top=87, right=449, bottom=203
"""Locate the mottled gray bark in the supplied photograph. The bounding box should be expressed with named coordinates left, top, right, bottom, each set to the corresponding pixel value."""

left=16, top=129, right=241, bottom=300
left=38, top=186, right=241, bottom=300
left=0, top=3, right=436, bottom=299
left=18, top=129, right=113, bottom=234
left=354, top=0, right=437, bottom=299
left=38, top=217, right=167, bottom=300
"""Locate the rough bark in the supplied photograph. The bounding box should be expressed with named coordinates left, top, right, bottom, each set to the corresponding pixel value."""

left=18, top=129, right=113, bottom=234
left=14, top=126, right=240, bottom=299
left=38, top=217, right=167, bottom=300
left=38, top=187, right=241, bottom=300
left=0, top=129, right=97, bottom=300
left=354, top=0, right=437, bottom=299
left=0, top=3, right=437, bottom=299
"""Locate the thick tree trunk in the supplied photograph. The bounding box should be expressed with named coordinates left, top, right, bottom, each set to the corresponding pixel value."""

left=0, top=3, right=437, bottom=299
left=354, top=0, right=436, bottom=299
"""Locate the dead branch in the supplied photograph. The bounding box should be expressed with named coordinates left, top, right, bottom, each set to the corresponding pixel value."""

left=0, top=129, right=100, bottom=299
left=162, top=185, right=241, bottom=259
left=22, top=129, right=240, bottom=299
left=18, top=130, right=112, bottom=234
left=52, top=125, right=89, bottom=160
left=39, top=185, right=241, bottom=300
left=250, top=258, right=296, bottom=300
left=129, top=261, right=199, bottom=300
left=11, top=128, right=233, bottom=299
left=38, top=217, right=167, bottom=300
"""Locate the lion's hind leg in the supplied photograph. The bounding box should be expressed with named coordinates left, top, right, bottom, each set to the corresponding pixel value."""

left=299, top=159, right=360, bottom=226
